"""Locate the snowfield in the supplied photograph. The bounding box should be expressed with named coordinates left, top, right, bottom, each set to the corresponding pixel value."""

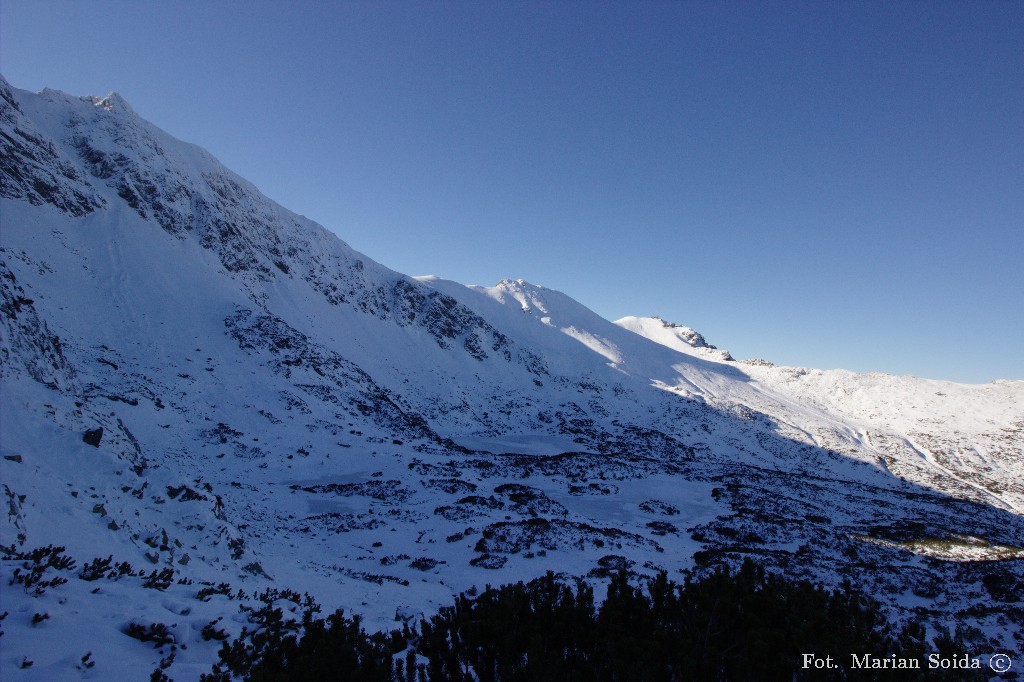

left=2, top=75, right=1022, bottom=678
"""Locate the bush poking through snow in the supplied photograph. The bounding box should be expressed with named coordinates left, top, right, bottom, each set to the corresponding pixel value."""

left=124, top=621, right=175, bottom=648
left=6, top=545, right=76, bottom=595
left=77, top=652, right=95, bottom=671
left=142, top=567, right=175, bottom=590
left=77, top=555, right=135, bottom=581
left=196, top=582, right=234, bottom=601
left=201, top=618, right=229, bottom=641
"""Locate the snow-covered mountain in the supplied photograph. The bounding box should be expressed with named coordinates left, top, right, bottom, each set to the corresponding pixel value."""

left=2, top=76, right=1022, bottom=677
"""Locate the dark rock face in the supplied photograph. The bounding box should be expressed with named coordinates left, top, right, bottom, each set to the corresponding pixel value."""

left=0, top=80, right=104, bottom=216
left=82, top=427, right=103, bottom=447
left=0, top=260, right=78, bottom=390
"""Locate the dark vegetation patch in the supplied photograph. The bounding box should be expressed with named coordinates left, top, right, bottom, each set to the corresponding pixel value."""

left=290, top=480, right=414, bottom=504
left=200, top=560, right=983, bottom=681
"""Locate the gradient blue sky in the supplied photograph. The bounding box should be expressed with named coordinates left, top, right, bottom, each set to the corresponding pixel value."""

left=3, top=1, right=1022, bottom=382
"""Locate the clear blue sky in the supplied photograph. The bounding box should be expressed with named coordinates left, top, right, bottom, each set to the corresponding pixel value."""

left=3, top=1, right=1022, bottom=382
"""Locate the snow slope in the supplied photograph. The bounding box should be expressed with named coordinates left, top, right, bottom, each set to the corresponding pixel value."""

left=2, top=76, right=1022, bottom=677
left=616, top=315, right=1023, bottom=512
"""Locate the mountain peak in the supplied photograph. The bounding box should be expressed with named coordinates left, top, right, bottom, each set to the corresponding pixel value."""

left=87, top=91, right=135, bottom=115
left=496, top=277, right=540, bottom=292
left=22, top=82, right=137, bottom=117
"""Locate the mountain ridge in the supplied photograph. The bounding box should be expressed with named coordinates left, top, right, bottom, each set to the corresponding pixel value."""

left=2, top=76, right=1022, bottom=677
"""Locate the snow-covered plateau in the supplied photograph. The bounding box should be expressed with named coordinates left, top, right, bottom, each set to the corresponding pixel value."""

left=1, top=75, right=1022, bottom=678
